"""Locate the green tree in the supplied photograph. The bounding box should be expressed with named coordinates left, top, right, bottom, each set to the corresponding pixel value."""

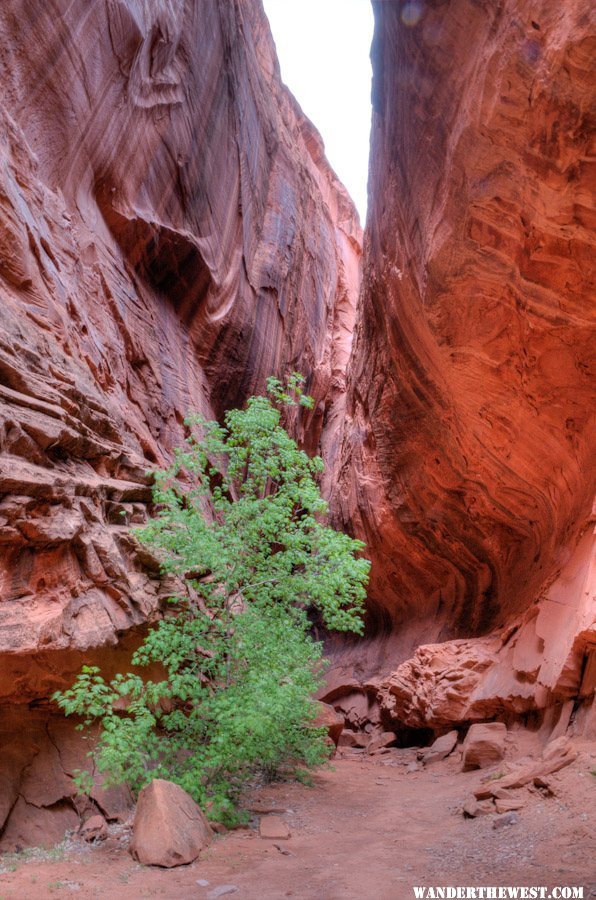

left=54, top=374, right=369, bottom=824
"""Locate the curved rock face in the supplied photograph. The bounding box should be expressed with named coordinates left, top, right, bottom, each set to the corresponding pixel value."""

left=327, top=0, right=595, bottom=732
left=0, top=0, right=361, bottom=845
left=378, top=522, right=596, bottom=731
left=336, top=0, right=595, bottom=637
left=0, top=0, right=360, bottom=694
left=1, top=0, right=594, bottom=850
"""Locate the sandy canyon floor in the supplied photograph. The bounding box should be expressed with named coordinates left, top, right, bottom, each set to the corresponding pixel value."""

left=0, top=745, right=594, bottom=900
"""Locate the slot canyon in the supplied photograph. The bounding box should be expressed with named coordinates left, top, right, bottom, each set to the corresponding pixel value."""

left=0, top=0, right=594, bottom=894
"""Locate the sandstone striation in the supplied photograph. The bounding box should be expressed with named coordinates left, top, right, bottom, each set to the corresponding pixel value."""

left=0, top=0, right=360, bottom=843
left=330, top=0, right=595, bottom=733
left=0, top=0, right=594, bottom=851
left=377, top=523, right=596, bottom=730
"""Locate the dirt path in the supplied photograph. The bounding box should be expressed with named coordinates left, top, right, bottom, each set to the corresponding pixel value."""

left=1, top=745, right=595, bottom=900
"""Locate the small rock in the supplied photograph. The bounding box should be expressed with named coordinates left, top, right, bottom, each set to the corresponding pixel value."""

left=406, top=761, right=420, bottom=773
left=462, top=799, right=493, bottom=818
left=462, top=723, right=507, bottom=771
left=274, top=843, right=294, bottom=856
left=533, top=776, right=555, bottom=796
left=259, top=816, right=291, bottom=840
left=196, top=880, right=210, bottom=887
left=207, top=886, right=239, bottom=899
left=129, top=779, right=212, bottom=867
left=494, top=798, right=525, bottom=814
left=338, top=730, right=370, bottom=749
left=210, top=822, right=228, bottom=835
left=79, top=815, right=108, bottom=843
left=422, top=730, right=458, bottom=766
left=473, top=785, right=496, bottom=801
left=493, top=811, right=519, bottom=829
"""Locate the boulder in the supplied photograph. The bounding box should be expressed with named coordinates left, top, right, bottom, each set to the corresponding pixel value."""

left=367, top=731, right=397, bottom=755
left=462, top=723, right=507, bottom=770
left=422, top=730, right=458, bottom=765
left=474, top=736, right=577, bottom=798
left=338, top=730, right=370, bottom=749
left=313, top=702, right=345, bottom=746
left=130, top=780, right=212, bottom=867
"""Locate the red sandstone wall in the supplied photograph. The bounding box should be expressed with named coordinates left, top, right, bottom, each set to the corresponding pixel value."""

left=326, top=0, right=595, bottom=728
left=0, top=0, right=361, bottom=847
left=0, top=0, right=594, bottom=850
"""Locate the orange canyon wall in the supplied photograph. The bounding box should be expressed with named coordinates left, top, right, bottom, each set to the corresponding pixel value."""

left=0, top=0, right=360, bottom=847
left=0, top=0, right=594, bottom=847
left=325, top=0, right=595, bottom=737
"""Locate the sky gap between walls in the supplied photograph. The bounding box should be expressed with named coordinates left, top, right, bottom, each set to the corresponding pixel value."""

left=263, top=0, right=374, bottom=223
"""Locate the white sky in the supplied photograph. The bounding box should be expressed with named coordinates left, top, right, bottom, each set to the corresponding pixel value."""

left=262, top=0, right=374, bottom=223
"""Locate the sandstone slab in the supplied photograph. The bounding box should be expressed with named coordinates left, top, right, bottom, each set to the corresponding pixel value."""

left=495, top=798, right=526, bottom=814
left=259, top=816, right=291, bottom=840
left=422, top=731, right=458, bottom=766
left=367, top=731, right=397, bottom=755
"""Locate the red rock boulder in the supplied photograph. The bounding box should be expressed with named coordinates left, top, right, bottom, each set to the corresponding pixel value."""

left=130, top=780, right=212, bottom=868
left=422, top=730, right=459, bottom=766
left=313, top=702, right=345, bottom=747
left=462, top=723, right=507, bottom=771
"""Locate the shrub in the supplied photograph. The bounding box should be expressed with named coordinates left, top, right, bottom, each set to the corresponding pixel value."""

left=54, top=374, right=369, bottom=824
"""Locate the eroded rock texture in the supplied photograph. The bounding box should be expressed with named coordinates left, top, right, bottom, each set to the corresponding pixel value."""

left=1, top=0, right=594, bottom=850
left=330, top=0, right=595, bottom=730
left=0, top=0, right=360, bottom=842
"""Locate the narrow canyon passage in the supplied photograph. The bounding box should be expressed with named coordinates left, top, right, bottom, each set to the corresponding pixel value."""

left=0, top=0, right=594, bottom=893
